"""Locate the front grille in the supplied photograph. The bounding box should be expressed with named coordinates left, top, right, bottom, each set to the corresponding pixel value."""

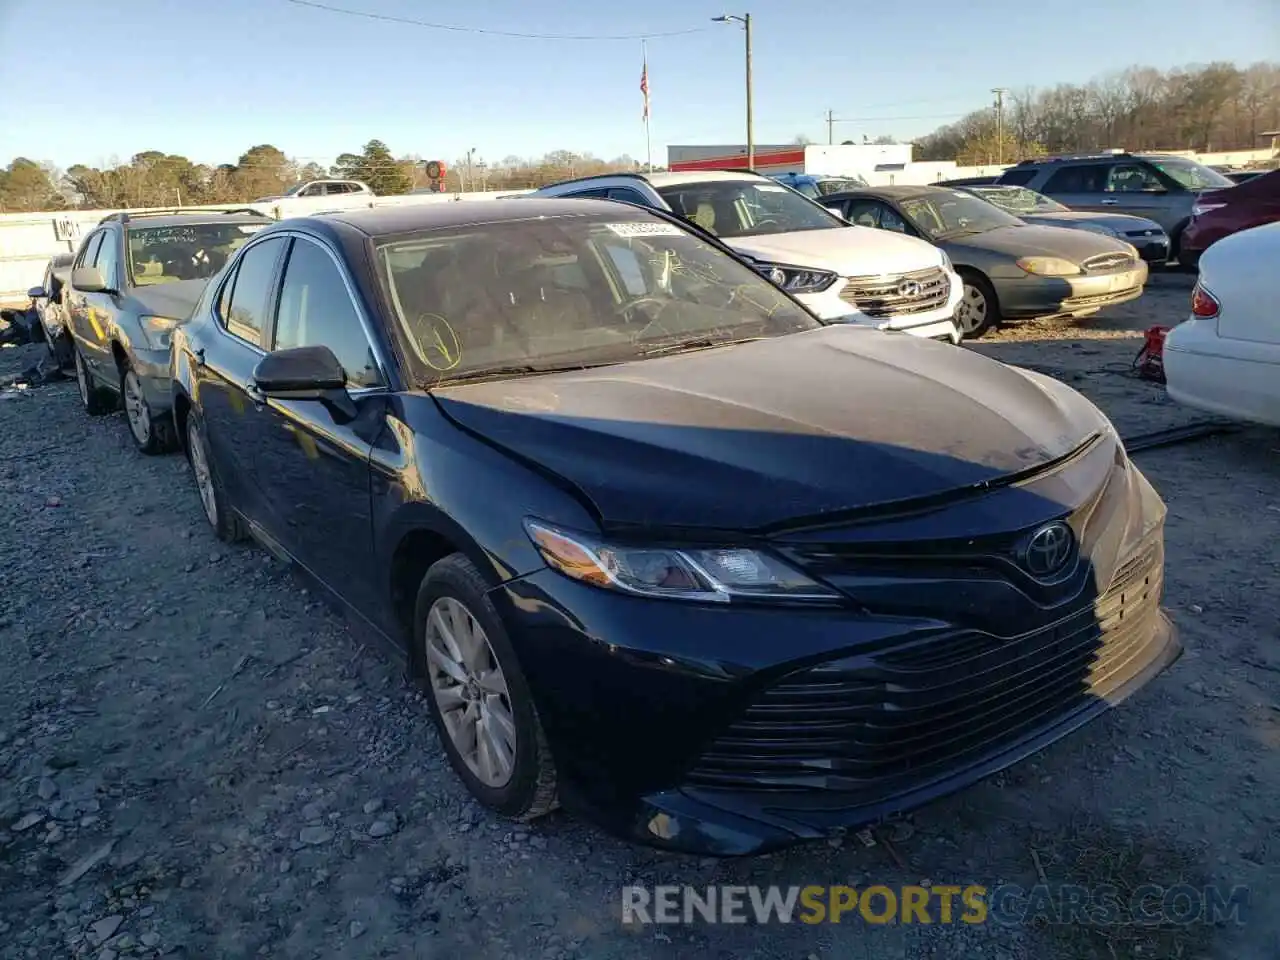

left=839, top=267, right=950, bottom=318
left=1081, top=252, right=1137, bottom=273
left=686, top=541, right=1164, bottom=804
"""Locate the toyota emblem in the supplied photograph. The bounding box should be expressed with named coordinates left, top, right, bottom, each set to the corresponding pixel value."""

left=1021, top=522, right=1075, bottom=579
left=897, top=280, right=922, bottom=298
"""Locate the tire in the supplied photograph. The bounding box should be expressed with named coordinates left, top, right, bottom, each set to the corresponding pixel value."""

left=415, top=553, right=558, bottom=821
left=184, top=410, right=245, bottom=542
left=119, top=360, right=175, bottom=455
left=74, top=347, right=117, bottom=416
left=955, top=272, right=1000, bottom=340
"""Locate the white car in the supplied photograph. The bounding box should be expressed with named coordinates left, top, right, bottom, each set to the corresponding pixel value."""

left=533, top=171, right=963, bottom=343
left=254, top=179, right=374, bottom=202
left=1164, top=221, right=1280, bottom=426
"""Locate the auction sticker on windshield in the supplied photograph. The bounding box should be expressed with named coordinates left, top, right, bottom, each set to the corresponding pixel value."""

left=756, top=185, right=787, bottom=192
left=606, top=222, right=684, bottom=238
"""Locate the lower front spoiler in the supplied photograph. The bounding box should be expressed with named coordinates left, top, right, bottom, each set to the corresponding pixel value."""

left=574, top=611, right=1181, bottom=857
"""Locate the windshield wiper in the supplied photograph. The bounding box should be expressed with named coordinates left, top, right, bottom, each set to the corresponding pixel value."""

left=639, top=336, right=768, bottom=358
left=429, top=358, right=626, bottom=386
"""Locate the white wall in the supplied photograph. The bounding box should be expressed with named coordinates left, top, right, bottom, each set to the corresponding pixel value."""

left=0, top=190, right=532, bottom=303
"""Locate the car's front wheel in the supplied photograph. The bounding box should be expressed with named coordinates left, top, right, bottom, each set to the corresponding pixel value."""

left=415, top=554, right=558, bottom=820
left=955, top=273, right=1000, bottom=339
left=74, top=348, right=117, bottom=416
left=185, top=410, right=244, bottom=542
left=120, top=361, right=175, bottom=455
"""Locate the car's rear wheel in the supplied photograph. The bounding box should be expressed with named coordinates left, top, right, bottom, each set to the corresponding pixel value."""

left=955, top=273, right=999, bottom=339
left=120, top=362, right=175, bottom=455
left=185, top=410, right=244, bottom=542
left=415, top=554, right=557, bottom=820
left=74, top=348, right=116, bottom=416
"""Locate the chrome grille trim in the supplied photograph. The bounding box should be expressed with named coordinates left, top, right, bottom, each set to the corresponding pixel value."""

left=839, top=267, right=950, bottom=318
left=1081, top=252, right=1137, bottom=273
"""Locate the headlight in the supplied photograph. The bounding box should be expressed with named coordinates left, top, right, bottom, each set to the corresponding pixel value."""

left=752, top=262, right=839, bottom=294
left=137, top=315, right=180, bottom=350
left=524, top=519, right=840, bottom=603
left=1016, top=257, right=1081, bottom=277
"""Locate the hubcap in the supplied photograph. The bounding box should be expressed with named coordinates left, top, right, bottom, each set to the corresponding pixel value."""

left=956, top=283, right=988, bottom=335
left=123, top=370, right=151, bottom=444
left=75, top=352, right=89, bottom=406
left=425, top=597, right=516, bottom=788
left=187, top=420, right=218, bottom=527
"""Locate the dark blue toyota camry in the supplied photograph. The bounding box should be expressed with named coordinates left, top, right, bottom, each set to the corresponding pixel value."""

left=170, top=198, right=1180, bottom=856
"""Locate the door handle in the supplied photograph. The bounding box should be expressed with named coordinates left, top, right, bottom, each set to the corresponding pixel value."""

left=1100, top=199, right=1118, bottom=205
left=245, top=383, right=267, bottom=407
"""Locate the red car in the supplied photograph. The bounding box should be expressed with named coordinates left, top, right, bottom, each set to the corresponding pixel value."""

left=1181, top=169, right=1280, bottom=268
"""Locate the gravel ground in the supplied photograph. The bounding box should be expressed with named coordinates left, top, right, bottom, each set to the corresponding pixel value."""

left=1, top=272, right=1277, bottom=960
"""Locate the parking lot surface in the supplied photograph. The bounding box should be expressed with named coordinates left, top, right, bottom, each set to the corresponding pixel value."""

left=1, top=272, right=1277, bottom=960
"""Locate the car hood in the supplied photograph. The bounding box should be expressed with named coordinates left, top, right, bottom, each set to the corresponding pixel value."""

left=128, top=278, right=208, bottom=321
left=943, top=223, right=1133, bottom=261
left=430, top=326, right=1103, bottom=533
left=1023, top=211, right=1165, bottom=234
left=725, top=226, right=940, bottom=277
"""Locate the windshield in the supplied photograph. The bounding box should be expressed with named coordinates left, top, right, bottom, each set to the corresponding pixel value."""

left=1148, top=158, right=1233, bottom=190
left=899, top=191, right=1023, bottom=238
left=126, top=221, right=268, bottom=286
left=376, top=214, right=820, bottom=384
left=968, top=186, right=1068, bottom=215
left=284, top=183, right=309, bottom=196
left=655, top=179, right=844, bottom=238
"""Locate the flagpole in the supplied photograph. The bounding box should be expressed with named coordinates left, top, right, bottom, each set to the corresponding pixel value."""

left=642, top=40, right=653, bottom=172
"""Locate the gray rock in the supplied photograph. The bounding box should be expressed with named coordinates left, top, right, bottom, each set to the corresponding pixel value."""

left=90, top=915, right=123, bottom=945
left=140, top=932, right=161, bottom=948
left=362, top=799, right=384, bottom=815
left=349, top=921, right=366, bottom=939
left=36, top=778, right=58, bottom=801
left=368, top=820, right=396, bottom=839
left=298, top=826, right=333, bottom=846
left=12, top=812, right=43, bottom=832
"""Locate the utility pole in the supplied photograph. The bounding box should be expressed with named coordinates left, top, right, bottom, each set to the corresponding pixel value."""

left=991, top=87, right=1008, bottom=165
left=713, top=13, right=754, bottom=169
left=826, top=109, right=834, bottom=145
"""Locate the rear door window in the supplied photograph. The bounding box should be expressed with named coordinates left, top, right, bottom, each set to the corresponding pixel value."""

left=1042, top=164, right=1108, bottom=194
left=606, top=187, right=652, bottom=206
left=997, top=168, right=1037, bottom=186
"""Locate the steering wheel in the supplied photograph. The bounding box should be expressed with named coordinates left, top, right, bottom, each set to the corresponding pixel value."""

left=615, top=297, right=673, bottom=340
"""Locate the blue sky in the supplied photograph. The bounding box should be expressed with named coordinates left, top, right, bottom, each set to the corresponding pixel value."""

left=1, top=0, right=1276, bottom=171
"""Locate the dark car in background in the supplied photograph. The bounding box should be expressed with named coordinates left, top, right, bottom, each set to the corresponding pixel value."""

left=995, top=152, right=1236, bottom=265
left=962, top=185, right=1169, bottom=263
left=169, top=198, right=1178, bottom=856
left=820, top=185, right=1148, bottom=338
left=27, top=253, right=76, bottom=367
left=1180, top=168, right=1280, bottom=269
left=64, top=207, right=273, bottom=453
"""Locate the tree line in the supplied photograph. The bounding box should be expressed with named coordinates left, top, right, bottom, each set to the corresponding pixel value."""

left=916, top=61, right=1280, bottom=166
left=0, top=140, right=647, bottom=213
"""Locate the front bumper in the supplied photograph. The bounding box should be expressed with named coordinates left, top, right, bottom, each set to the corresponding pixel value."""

left=498, top=446, right=1179, bottom=856
left=130, top=345, right=175, bottom=411
left=997, top=261, right=1149, bottom=320
left=1130, top=237, right=1170, bottom=263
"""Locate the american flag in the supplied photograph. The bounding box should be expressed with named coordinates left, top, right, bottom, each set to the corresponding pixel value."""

left=640, top=56, right=650, bottom=122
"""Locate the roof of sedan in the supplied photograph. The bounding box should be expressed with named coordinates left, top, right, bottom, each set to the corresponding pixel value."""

left=322, top=198, right=657, bottom=236
left=827, top=184, right=957, bottom=201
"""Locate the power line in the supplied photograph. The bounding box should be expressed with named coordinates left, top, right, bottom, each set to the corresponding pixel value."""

left=284, top=0, right=710, bottom=40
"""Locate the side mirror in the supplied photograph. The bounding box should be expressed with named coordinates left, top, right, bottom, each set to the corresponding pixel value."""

left=27, top=286, right=46, bottom=299
left=251, top=345, right=357, bottom=422
left=71, top=266, right=109, bottom=293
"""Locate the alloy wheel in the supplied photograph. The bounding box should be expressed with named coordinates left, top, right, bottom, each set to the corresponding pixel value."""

left=123, top=370, right=151, bottom=445
left=425, top=596, right=517, bottom=788
left=187, top=419, right=218, bottom=528
left=956, top=283, right=989, bottom=336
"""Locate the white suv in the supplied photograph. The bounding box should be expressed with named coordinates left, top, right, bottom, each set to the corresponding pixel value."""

left=533, top=171, right=962, bottom=342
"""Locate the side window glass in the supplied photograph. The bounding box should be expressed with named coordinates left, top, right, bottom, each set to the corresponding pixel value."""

left=273, top=239, right=383, bottom=388
left=76, top=232, right=103, bottom=270
left=222, top=236, right=287, bottom=345
left=606, top=187, right=651, bottom=206
left=1107, top=163, right=1163, bottom=193
left=1043, top=165, right=1106, bottom=194
left=217, top=264, right=238, bottom=322
left=998, top=168, right=1037, bottom=187
left=567, top=188, right=611, bottom=199
left=879, top=205, right=908, bottom=233
left=94, top=231, right=120, bottom=289
left=299, top=185, right=321, bottom=197
left=601, top=244, right=649, bottom=297
left=845, top=201, right=882, bottom=228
